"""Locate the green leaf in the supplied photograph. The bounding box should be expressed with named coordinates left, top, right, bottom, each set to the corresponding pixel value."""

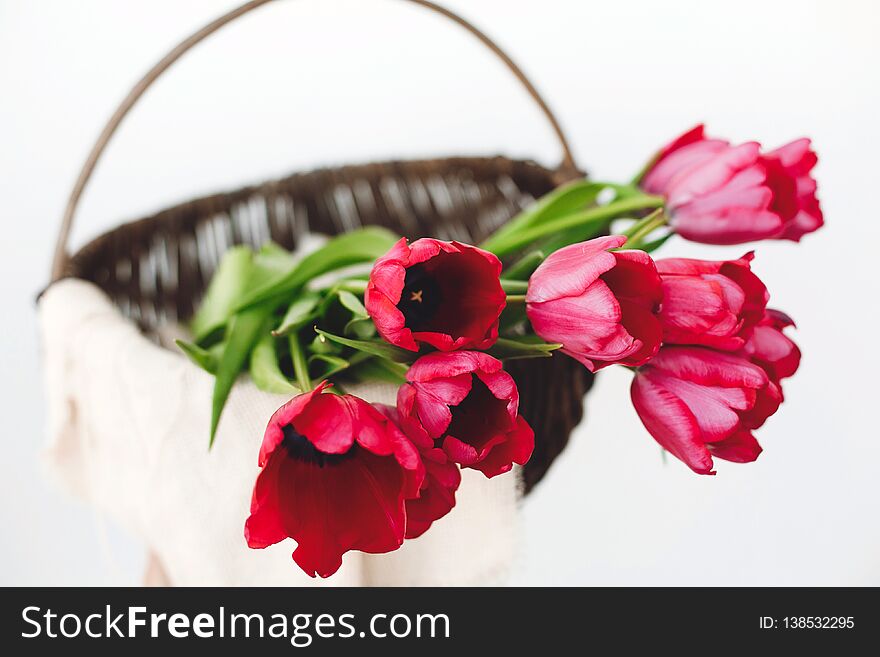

left=235, top=227, right=399, bottom=311
left=249, top=333, right=299, bottom=394
left=484, top=195, right=664, bottom=258
left=251, top=241, right=299, bottom=286
left=503, top=250, right=544, bottom=280
left=310, top=333, right=341, bottom=355
left=257, top=240, right=296, bottom=264
left=175, top=339, right=222, bottom=375
left=337, top=290, right=368, bottom=319
left=190, top=246, right=252, bottom=342
left=190, top=242, right=297, bottom=343
left=308, top=354, right=351, bottom=379
left=210, top=304, right=273, bottom=447
left=315, top=328, right=416, bottom=363
left=288, top=333, right=313, bottom=392
left=349, top=357, right=409, bottom=385
left=487, top=336, right=562, bottom=360
left=344, top=317, right=377, bottom=339
left=273, top=291, right=322, bottom=337
left=481, top=180, right=604, bottom=252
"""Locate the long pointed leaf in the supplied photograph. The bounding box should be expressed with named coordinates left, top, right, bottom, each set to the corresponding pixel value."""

left=210, top=304, right=273, bottom=446
left=308, top=354, right=352, bottom=379
left=337, top=290, right=368, bottom=318
left=235, top=227, right=398, bottom=311
left=175, top=339, right=222, bottom=375
left=348, top=357, right=410, bottom=385
left=315, top=329, right=416, bottom=363
left=481, top=180, right=603, bottom=251
left=190, top=246, right=252, bottom=342
left=273, top=291, right=322, bottom=337
left=344, top=317, right=377, bottom=339
left=487, top=337, right=562, bottom=360
left=250, top=333, right=299, bottom=394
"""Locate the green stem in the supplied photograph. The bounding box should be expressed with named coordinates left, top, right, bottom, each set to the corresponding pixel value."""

left=500, top=279, right=529, bottom=294
left=505, top=294, right=526, bottom=304
left=484, top=194, right=665, bottom=258
left=503, top=250, right=545, bottom=280
left=288, top=334, right=312, bottom=392
left=621, top=208, right=668, bottom=248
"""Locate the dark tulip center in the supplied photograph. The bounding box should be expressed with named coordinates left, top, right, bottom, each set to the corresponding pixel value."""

left=397, top=264, right=442, bottom=332
left=282, top=424, right=354, bottom=467
left=442, top=376, right=511, bottom=448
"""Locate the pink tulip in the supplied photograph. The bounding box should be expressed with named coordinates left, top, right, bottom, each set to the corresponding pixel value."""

left=656, top=252, right=768, bottom=351
left=630, top=346, right=782, bottom=475
left=526, top=236, right=663, bottom=372
left=642, top=125, right=823, bottom=244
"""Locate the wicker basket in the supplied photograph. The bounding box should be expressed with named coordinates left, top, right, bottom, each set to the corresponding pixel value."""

left=48, top=0, right=593, bottom=493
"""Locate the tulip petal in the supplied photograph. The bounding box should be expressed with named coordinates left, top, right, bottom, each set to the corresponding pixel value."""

left=293, top=392, right=357, bottom=454
left=708, top=430, right=763, bottom=464
left=469, top=415, right=535, bottom=478
left=672, top=205, right=784, bottom=244
left=665, top=142, right=762, bottom=207
left=741, top=380, right=783, bottom=430
left=525, top=236, right=625, bottom=303
left=604, top=249, right=663, bottom=307
left=631, top=373, right=715, bottom=475
left=743, top=323, right=801, bottom=380
left=406, top=350, right=502, bottom=382
left=405, top=456, right=461, bottom=539
left=286, top=449, right=407, bottom=577
left=643, top=135, right=730, bottom=194
left=258, top=383, right=329, bottom=466
left=244, top=450, right=288, bottom=548
left=658, top=375, right=753, bottom=442
left=610, top=299, right=662, bottom=367
left=647, top=346, right=768, bottom=390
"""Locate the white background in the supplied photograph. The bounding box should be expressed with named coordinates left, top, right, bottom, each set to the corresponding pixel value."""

left=1, top=0, right=878, bottom=585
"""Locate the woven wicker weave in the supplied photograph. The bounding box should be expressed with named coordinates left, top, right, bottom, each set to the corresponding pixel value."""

left=50, top=0, right=593, bottom=492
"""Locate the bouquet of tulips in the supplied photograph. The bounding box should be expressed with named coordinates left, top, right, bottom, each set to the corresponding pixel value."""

left=180, top=125, right=821, bottom=577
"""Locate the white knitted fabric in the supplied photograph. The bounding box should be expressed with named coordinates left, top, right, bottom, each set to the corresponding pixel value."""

left=39, top=278, right=520, bottom=586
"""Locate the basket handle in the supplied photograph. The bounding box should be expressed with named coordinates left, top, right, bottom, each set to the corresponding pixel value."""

left=51, top=0, right=580, bottom=281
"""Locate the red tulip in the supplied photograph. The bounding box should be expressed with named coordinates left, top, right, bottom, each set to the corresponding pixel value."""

left=365, top=237, right=506, bottom=352
left=245, top=382, right=424, bottom=578
left=740, top=308, right=801, bottom=382
left=397, top=351, right=534, bottom=478
left=630, top=346, right=781, bottom=475
left=656, top=252, right=768, bottom=351
left=376, top=404, right=461, bottom=539
left=641, top=125, right=823, bottom=244
left=525, top=236, right=663, bottom=372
